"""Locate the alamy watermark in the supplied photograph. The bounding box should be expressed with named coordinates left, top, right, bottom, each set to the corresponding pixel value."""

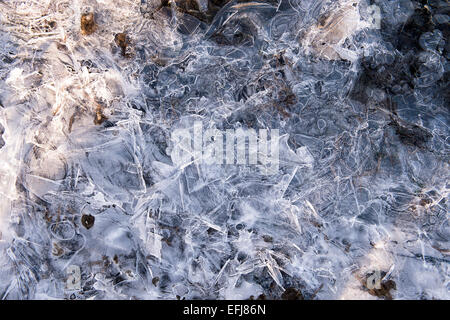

left=170, top=122, right=280, bottom=175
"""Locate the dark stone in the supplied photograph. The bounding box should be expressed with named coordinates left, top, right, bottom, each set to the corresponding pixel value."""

left=281, top=287, right=304, bottom=300
left=80, top=13, right=96, bottom=36
left=390, top=118, right=432, bottom=148
left=114, top=33, right=130, bottom=57
left=81, top=214, right=95, bottom=229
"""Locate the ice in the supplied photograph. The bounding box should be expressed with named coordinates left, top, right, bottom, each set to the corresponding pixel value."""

left=0, top=0, right=448, bottom=300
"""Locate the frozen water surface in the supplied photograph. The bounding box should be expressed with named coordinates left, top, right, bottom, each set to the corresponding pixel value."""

left=0, top=0, right=448, bottom=299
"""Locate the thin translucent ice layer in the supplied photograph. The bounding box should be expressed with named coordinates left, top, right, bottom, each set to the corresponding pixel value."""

left=0, top=0, right=448, bottom=300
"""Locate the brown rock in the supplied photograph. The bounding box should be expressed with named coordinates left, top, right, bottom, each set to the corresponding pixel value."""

left=81, top=13, right=96, bottom=35
left=94, top=104, right=108, bottom=125
left=367, top=279, right=397, bottom=300
left=115, top=33, right=130, bottom=57
left=281, top=287, right=304, bottom=300
left=81, top=214, right=95, bottom=229
left=52, top=242, right=64, bottom=256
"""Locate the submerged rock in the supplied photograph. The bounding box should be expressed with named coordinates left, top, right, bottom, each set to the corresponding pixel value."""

left=114, top=32, right=130, bottom=57
left=81, top=12, right=96, bottom=35
left=281, top=287, right=304, bottom=300
left=81, top=214, right=95, bottom=230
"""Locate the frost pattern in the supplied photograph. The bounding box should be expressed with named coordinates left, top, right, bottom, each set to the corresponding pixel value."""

left=0, top=0, right=448, bottom=299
